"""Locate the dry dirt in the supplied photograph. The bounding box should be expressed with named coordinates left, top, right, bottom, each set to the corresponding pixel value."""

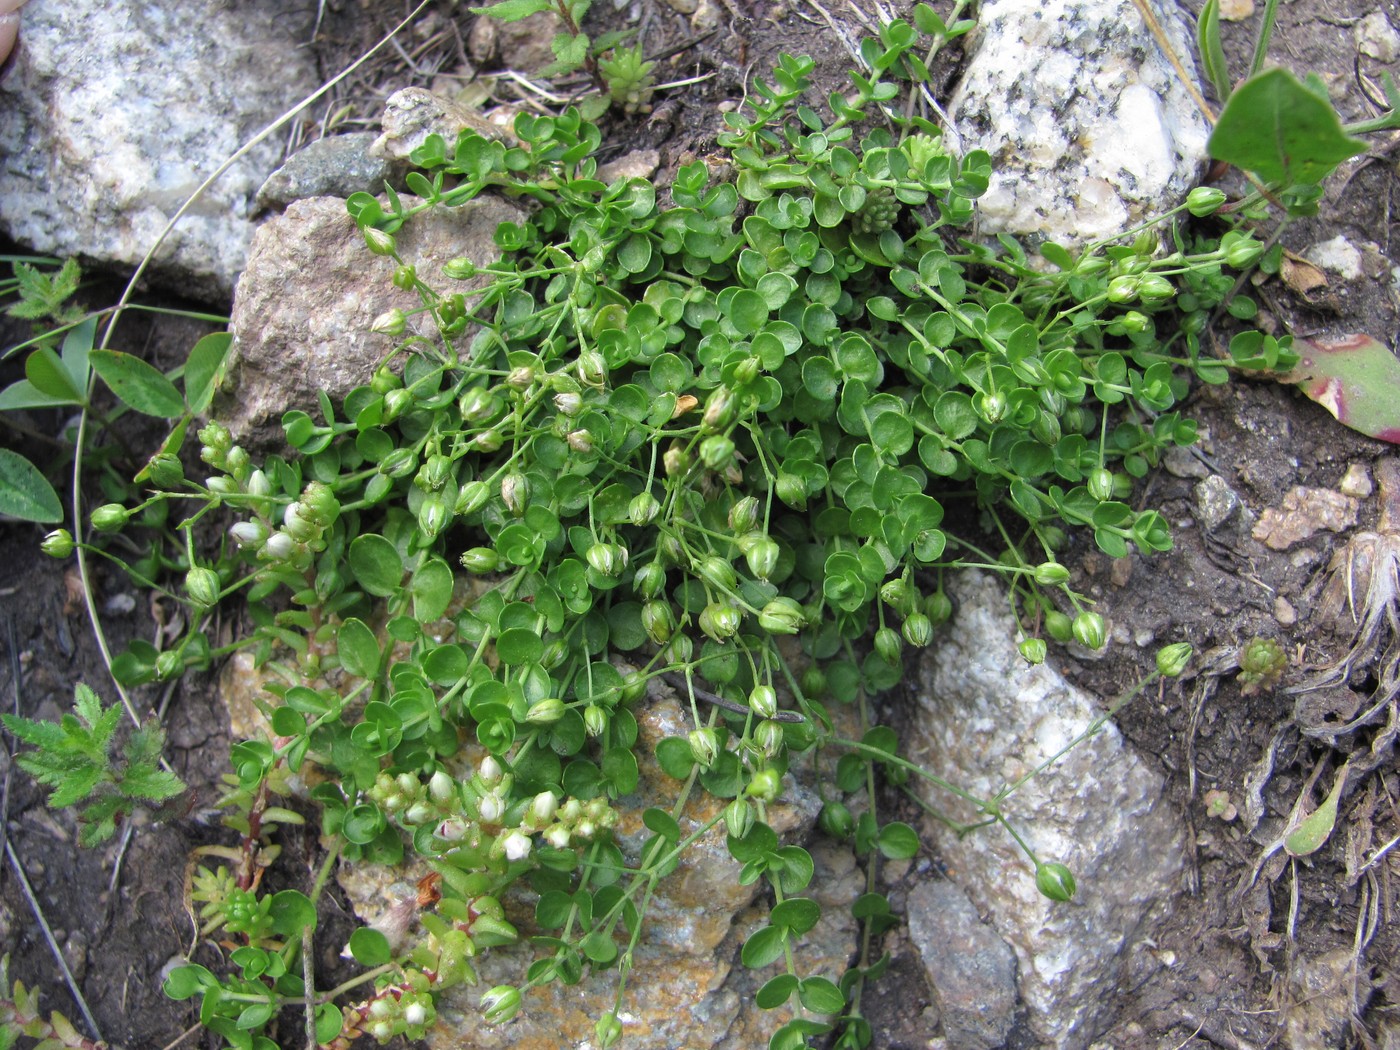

left=3, top=1, right=1400, bottom=1048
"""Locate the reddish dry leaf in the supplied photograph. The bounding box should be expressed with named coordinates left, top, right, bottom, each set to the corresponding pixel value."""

left=1284, top=334, right=1400, bottom=444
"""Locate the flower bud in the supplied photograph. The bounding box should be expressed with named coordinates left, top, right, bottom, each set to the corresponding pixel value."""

left=404, top=1001, right=428, bottom=1027
left=629, top=492, right=661, bottom=526
left=818, top=801, right=854, bottom=839
left=697, top=555, right=737, bottom=592
left=749, top=685, right=777, bottom=719
left=685, top=730, right=720, bottom=772
left=526, top=698, right=566, bottom=725
left=480, top=986, right=522, bottom=1024
left=429, top=770, right=455, bottom=802
left=479, top=755, right=503, bottom=785
left=1033, top=561, right=1070, bottom=586
left=583, top=704, right=608, bottom=738
left=185, top=566, right=222, bottom=610
left=755, top=719, right=784, bottom=759
left=417, top=494, right=449, bottom=538
left=1155, top=642, right=1192, bottom=678
left=246, top=469, right=272, bottom=498
left=567, top=429, right=594, bottom=454
left=1044, top=609, right=1073, bottom=643
left=460, top=547, right=500, bottom=573
left=702, top=386, right=735, bottom=431
left=633, top=561, right=666, bottom=598
left=1106, top=275, right=1140, bottom=303
left=595, top=1012, right=623, bottom=1049
left=500, top=473, right=528, bottom=516
left=91, top=503, right=130, bottom=532
left=728, top=496, right=760, bottom=533
left=874, top=626, right=903, bottom=664
left=363, top=227, right=397, bottom=256
left=664, top=632, right=694, bottom=665
left=1019, top=637, right=1048, bottom=664
left=663, top=446, right=690, bottom=477
left=477, top=793, right=504, bottom=823
left=901, top=612, right=933, bottom=648
left=1186, top=186, right=1227, bottom=217
left=758, top=597, right=804, bottom=635
left=1035, top=861, right=1077, bottom=901
left=699, top=435, right=735, bottom=470
left=155, top=650, right=183, bottom=681
left=587, top=542, right=628, bottom=577
left=801, top=666, right=826, bottom=699
left=475, top=429, right=504, bottom=453
left=554, top=391, right=582, bottom=416
left=506, top=365, right=535, bottom=390
left=443, top=257, right=478, bottom=280
left=417, top=454, right=452, bottom=492
left=924, top=591, right=953, bottom=625
left=1225, top=235, right=1263, bottom=269
left=744, top=537, right=780, bottom=581
left=531, top=791, right=559, bottom=825
left=880, top=577, right=913, bottom=614
left=578, top=350, right=607, bottom=387
left=1087, top=468, right=1115, bottom=502
left=455, top=480, right=490, bottom=516
left=745, top=768, right=782, bottom=803
left=775, top=473, right=806, bottom=510
left=1072, top=611, right=1106, bottom=650
left=1137, top=274, right=1174, bottom=302
left=146, top=453, right=184, bottom=489
left=724, top=798, right=754, bottom=839
left=698, top=601, right=741, bottom=642
left=975, top=391, right=1005, bottom=424
left=379, top=446, right=417, bottom=478
left=641, top=600, right=674, bottom=644
left=371, top=307, right=406, bottom=336
left=41, top=529, right=75, bottom=558
left=502, top=830, right=533, bottom=861
left=230, top=520, right=268, bottom=550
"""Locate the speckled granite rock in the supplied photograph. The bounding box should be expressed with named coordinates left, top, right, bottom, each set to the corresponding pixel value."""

left=257, top=133, right=391, bottom=211
left=0, top=0, right=318, bottom=297
left=949, top=0, right=1209, bottom=248
left=907, top=571, right=1186, bottom=1049
left=220, top=193, right=525, bottom=446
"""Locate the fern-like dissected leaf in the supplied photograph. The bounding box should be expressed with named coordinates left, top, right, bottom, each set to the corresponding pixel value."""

left=120, top=763, right=185, bottom=802
left=78, top=796, right=123, bottom=848
left=72, top=682, right=103, bottom=729
left=47, top=764, right=103, bottom=809
left=0, top=713, right=66, bottom=752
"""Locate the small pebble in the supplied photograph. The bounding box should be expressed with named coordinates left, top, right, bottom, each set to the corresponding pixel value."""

left=1339, top=462, right=1373, bottom=499
left=1164, top=445, right=1209, bottom=480
left=1357, top=11, right=1400, bottom=63
left=1305, top=235, right=1363, bottom=281
left=1218, top=0, right=1254, bottom=20
left=1110, top=557, right=1133, bottom=588
left=1274, top=596, right=1297, bottom=626
left=1194, top=475, right=1241, bottom=532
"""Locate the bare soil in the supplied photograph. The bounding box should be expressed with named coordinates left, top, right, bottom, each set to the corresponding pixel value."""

left=3, top=1, right=1399, bottom=1048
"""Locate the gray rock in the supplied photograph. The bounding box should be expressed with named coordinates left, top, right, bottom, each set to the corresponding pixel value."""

left=0, top=0, right=319, bottom=298
left=950, top=0, right=1209, bottom=247
left=371, top=87, right=515, bottom=165
left=1193, top=474, right=1241, bottom=531
left=907, top=881, right=1019, bottom=1050
left=257, top=133, right=391, bottom=211
left=907, top=571, right=1185, bottom=1049
left=221, top=193, right=526, bottom=447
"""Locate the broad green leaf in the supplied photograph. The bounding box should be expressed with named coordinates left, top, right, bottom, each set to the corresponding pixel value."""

left=1284, top=334, right=1400, bottom=443
left=347, top=927, right=391, bottom=965
left=183, top=331, right=232, bottom=414
left=24, top=345, right=83, bottom=402
left=770, top=896, right=821, bottom=935
left=876, top=821, right=920, bottom=859
left=0, top=449, right=63, bottom=522
left=741, top=924, right=787, bottom=968
left=337, top=618, right=381, bottom=679
left=349, top=534, right=403, bottom=596
left=1209, top=68, right=1366, bottom=187
left=469, top=0, right=552, bottom=21
left=411, top=555, right=455, bottom=621
left=90, top=349, right=185, bottom=417
left=269, top=889, right=318, bottom=936
left=0, top=378, right=75, bottom=410
left=798, top=976, right=845, bottom=1014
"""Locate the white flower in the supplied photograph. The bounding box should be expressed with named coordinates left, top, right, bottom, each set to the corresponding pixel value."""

left=477, top=793, right=504, bottom=823
left=479, top=756, right=503, bottom=785
left=404, top=1002, right=427, bottom=1026
left=531, top=791, right=559, bottom=825
left=502, top=831, right=532, bottom=861
left=544, top=825, right=571, bottom=849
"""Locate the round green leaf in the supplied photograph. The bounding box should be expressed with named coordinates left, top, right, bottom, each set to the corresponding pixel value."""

left=771, top=896, right=821, bottom=935
left=740, top=924, right=787, bottom=968
left=756, top=974, right=799, bottom=1009
left=349, top=534, right=403, bottom=597
left=0, top=449, right=62, bottom=522
left=269, top=890, right=318, bottom=937
left=497, top=627, right=543, bottom=665
left=798, top=976, right=845, bottom=1014
left=876, top=821, right=920, bottom=859
left=337, top=618, right=380, bottom=679
left=348, top=927, right=392, bottom=966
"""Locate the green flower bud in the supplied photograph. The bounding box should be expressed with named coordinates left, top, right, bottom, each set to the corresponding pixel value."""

left=587, top=542, right=628, bottom=577
left=1106, top=275, right=1140, bottom=303
left=745, top=768, right=782, bottom=803
left=1033, top=561, right=1070, bottom=586
left=417, top=494, right=449, bottom=538
left=697, top=555, right=737, bottom=592
left=460, top=547, right=499, bottom=573
left=1072, top=611, right=1106, bottom=650
left=282, top=503, right=317, bottom=542
left=620, top=671, right=647, bottom=703
left=801, top=666, right=826, bottom=699
left=699, top=434, right=735, bottom=470
left=379, top=447, right=417, bottom=479
left=363, top=227, right=397, bottom=257
left=818, top=801, right=854, bottom=839
left=733, top=355, right=761, bottom=385
left=370, top=366, right=402, bottom=394
left=443, top=257, right=478, bottom=280
left=371, top=307, right=406, bottom=336
left=880, top=577, right=913, bottom=615
left=1019, top=637, right=1048, bottom=664
left=698, top=601, right=742, bottom=642
left=554, top=391, right=582, bottom=416
left=1187, top=186, right=1227, bottom=216
left=749, top=685, right=777, bottom=719
left=641, top=600, right=674, bottom=644
left=230, top=520, right=268, bottom=549
left=664, top=632, right=694, bottom=665
left=975, top=390, right=1005, bottom=424
left=595, top=1012, right=623, bottom=1049
left=185, top=566, right=222, bottom=610
left=1074, top=253, right=1109, bottom=276
left=663, top=446, right=690, bottom=477
left=874, top=626, right=903, bottom=664
left=198, top=420, right=232, bottom=452
left=417, top=454, right=453, bottom=492
left=525, top=698, right=566, bottom=725
left=1156, top=642, right=1193, bottom=678
left=1118, top=310, right=1152, bottom=336
left=155, top=649, right=183, bottom=681
left=1035, top=861, right=1077, bottom=902
left=541, top=638, right=570, bottom=670
left=148, top=453, right=184, bottom=489
left=246, top=469, right=272, bottom=498
left=455, top=480, right=490, bottom=516
left=754, top=719, right=784, bottom=759
left=91, top=503, right=130, bottom=532
left=633, top=561, right=666, bottom=599
left=567, top=429, right=594, bottom=454
left=382, top=387, right=413, bottom=423
left=500, top=473, right=528, bottom=516
left=629, top=492, right=661, bottom=526
left=702, top=386, right=735, bottom=431
left=583, top=704, right=609, bottom=738
left=474, top=429, right=504, bottom=453
left=724, top=798, right=754, bottom=839
left=1225, top=235, right=1263, bottom=269
left=480, top=985, right=522, bottom=1024
left=578, top=350, right=607, bottom=388
left=901, top=612, right=933, bottom=648
left=744, top=537, right=780, bottom=581
left=924, top=591, right=953, bottom=625
left=757, top=597, right=804, bottom=635
left=688, top=727, right=719, bottom=769
left=728, top=496, right=760, bottom=533
left=1044, top=609, right=1073, bottom=643
left=774, top=473, right=806, bottom=510
left=1131, top=229, right=1158, bottom=257
left=1087, top=468, right=1115, bottom=502
left=1137, top=274, right=1175, bottom=302
left=392, top=264, right=416, bottom=290
left=41, top=529, right=75, bottom=558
